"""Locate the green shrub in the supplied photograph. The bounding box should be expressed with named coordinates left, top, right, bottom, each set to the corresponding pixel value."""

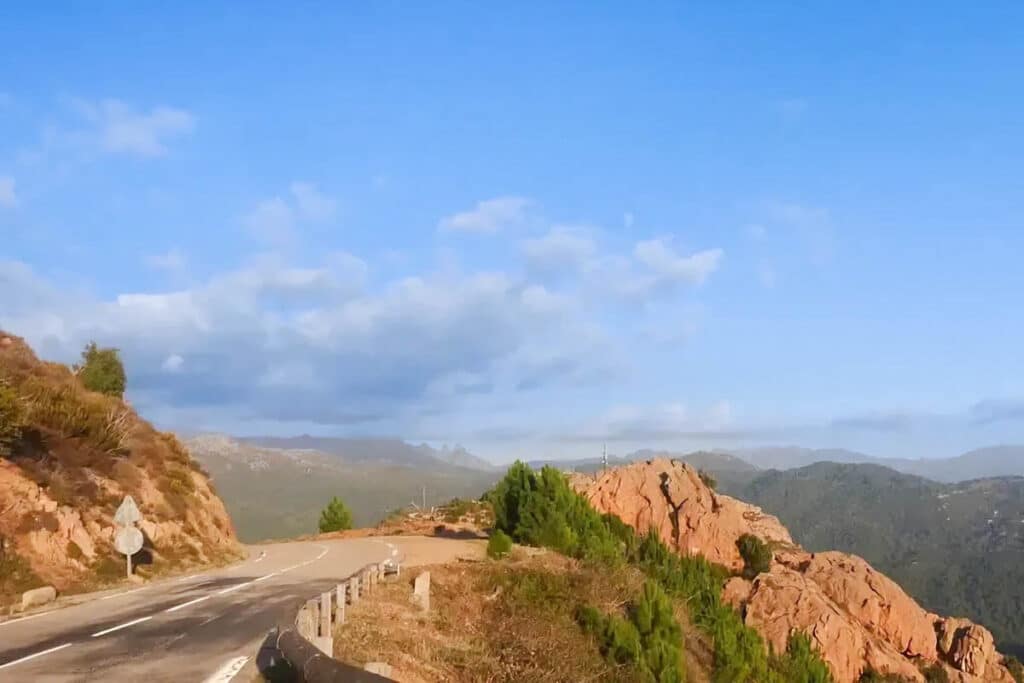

left=698, top=469, right=717, bottom=490
left=920, top=663, right=950, bottom=683
left=859, top=669, right=912, bottom=682
left=75, top=342, right=126, bottom=398
left=487, top=529, right=513, bottom=559
left=736, top=534, right=772, bottom=579
left=318, top=496, right=353, bottom=533
left=1005, top=656, right=1024, bottom=683
left=0, top=382, right=25, bottom=454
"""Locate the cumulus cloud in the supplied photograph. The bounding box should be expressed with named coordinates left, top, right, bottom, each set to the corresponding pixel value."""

left=0, top=176, right=17, bottom=208
left=72, top=98, right=196, bottom=157
left=633, top=239, right=723, bottom=286
left=521, top=226, right=596, bottom=274
left=565, top=400, right=737, bottom=442
left=244, top=182, right=338, bottom=245
left=438, top=196, right=531, bottom=234
left=0, top=256, right=592, bottom=428
left=244, top=197, right=295, bottom=245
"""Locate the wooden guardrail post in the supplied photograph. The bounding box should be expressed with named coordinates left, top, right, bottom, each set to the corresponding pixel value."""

left=349, top=575, right=360, bottom=603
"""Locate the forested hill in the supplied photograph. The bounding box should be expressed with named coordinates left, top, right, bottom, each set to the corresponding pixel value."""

left=725, top=462, right=1024, bottom=658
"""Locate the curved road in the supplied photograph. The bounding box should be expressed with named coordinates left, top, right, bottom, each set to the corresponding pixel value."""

left=0, top=536, right=414, bottom=682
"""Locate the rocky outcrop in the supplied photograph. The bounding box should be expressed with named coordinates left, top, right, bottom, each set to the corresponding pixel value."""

left=576, top=457, right=792, bottom=572
left=0, top=332, right=239, bottom=605
left=579, top=458, right=1015, bottom=683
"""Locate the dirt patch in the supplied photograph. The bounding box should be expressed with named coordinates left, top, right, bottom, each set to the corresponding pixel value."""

left=333, top=549, right=712, bottom=682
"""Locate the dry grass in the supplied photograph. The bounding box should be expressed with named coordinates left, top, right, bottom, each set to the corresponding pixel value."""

left=333, top=551, right=713, bottom=683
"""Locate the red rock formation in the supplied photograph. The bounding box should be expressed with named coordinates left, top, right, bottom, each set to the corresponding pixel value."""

left=579, top=458, right=1015, bottom=683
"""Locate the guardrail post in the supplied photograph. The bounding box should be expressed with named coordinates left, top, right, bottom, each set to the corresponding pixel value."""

left=349, top=575, right=360, bottom=603
left=335, top=583, right=346, bottom=625
left=320, top=591, right=332, bottom=636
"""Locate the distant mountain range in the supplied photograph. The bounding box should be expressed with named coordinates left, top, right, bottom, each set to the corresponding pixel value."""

left=188, top=435, right=500, bottom=542
left=727, top=444, right=1024, bottom=482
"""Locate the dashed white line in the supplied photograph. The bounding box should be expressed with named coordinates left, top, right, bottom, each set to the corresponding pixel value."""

left=216, top=581, right=253, bottom=596
left=164, top=595, right=211, bottom=613
left=99, top=586, right=147, bottom=601
left=0, top=642, right=72, bottom=670
left=204, top=655, right=250, bottom=682
left=91, top=616, right=152, bottom=638
left=252, top=572, right=279, bottom=583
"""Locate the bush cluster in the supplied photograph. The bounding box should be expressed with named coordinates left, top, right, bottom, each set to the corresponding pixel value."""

left=579, top=580, right=685, bottom=682
left=75, top=342, right=127, bottom=399
left=1006, top=656, right=1024, bottom=683
left=318, top=496, right=354, bottom=533
left=487, top=461, right=835, bottom=683
left=487, top=529, right=513, bottom=559
left=736, top=533, right=773, bottom=579
left=0, top=382, right=25, bottom=454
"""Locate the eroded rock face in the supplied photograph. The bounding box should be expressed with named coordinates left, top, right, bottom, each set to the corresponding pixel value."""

left=578, top=457, right=792, bottom=572
left=579, top=458, right=1014, bottom=683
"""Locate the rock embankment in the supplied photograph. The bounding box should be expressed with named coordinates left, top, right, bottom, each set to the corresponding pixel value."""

left=575, top=458, right=1014, bottom=683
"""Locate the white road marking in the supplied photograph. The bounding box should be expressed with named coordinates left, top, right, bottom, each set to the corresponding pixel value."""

left=252, top=571, right=279, bottom=583
left=176, top=574, right=204, bottom=583
left=216, top=580, right=253, bottom=596
left=99, top=586, right=147, bottom=601
left=0, top=611, right=51, bottom=628
left=91, top=616, right=152, bottom=637
left=164, top=595, right=211, bottom=613
left=0, top=642, right=72, bottom=670
left=252, top=551, right=266, bottom=564
left=204, top=655, right=250, bottom=683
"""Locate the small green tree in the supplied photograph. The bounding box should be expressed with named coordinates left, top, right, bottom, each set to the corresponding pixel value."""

left=737, top=533, right=772, bottom=579
left=1005, top=656, right=1024, bottom=683
left=75, top=342, right=127, bottom=398
left=487, top=529, right=513, bottom=558
left=0, top=382, right=25, bottom=455
left=318, top=496, right=354, bottom=533
left=698, top=469, right=717, bottom=490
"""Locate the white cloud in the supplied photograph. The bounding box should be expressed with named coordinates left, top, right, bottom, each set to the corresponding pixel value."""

left=289, top=182, right=337, bottom=221
left=145, top=248, right=187, bottom=272
left=0, top=176, right=18, bottom=208
left=633, top=239, right=723, bottom=286
left=521, top=226, right=596, bottom=274
left=72, top=99, right=196, bottom=157
left=243, top=197, right=296, bottom=245
left=161, top=354, right=184, bottom=373
left=438, top=196, right=531, bottom=234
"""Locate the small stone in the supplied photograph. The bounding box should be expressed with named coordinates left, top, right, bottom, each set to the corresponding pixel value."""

left=22, top=586, right=57, bottom=611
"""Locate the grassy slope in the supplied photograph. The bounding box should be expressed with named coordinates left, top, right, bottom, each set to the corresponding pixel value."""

left=730, top=462, right=1024, bottom=657
left=334, top=551, right=713, bottom=682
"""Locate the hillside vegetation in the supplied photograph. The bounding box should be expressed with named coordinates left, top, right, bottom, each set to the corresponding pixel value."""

left=485, top=461, right=835, bottom=682
left=730, top=462, right=1024, bottom=658
left=0, top=332, right=238, bottom=607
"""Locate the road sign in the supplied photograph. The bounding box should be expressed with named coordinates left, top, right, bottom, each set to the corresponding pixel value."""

left=114, top=525, right=143, bottom=556
left=113, top=495, right=141, bottom=526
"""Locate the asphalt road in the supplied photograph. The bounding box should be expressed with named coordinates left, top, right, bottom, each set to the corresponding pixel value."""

left=0, top=537, right=405, bottom=682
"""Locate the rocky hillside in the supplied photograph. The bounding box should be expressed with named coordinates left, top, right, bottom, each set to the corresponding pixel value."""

left=574, top=458, right=1017, bottom=683
left=0, top=333, right=238, bottom=607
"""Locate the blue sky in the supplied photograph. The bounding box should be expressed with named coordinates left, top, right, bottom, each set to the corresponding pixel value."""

left=2, top=3, right=1023, bottom=461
